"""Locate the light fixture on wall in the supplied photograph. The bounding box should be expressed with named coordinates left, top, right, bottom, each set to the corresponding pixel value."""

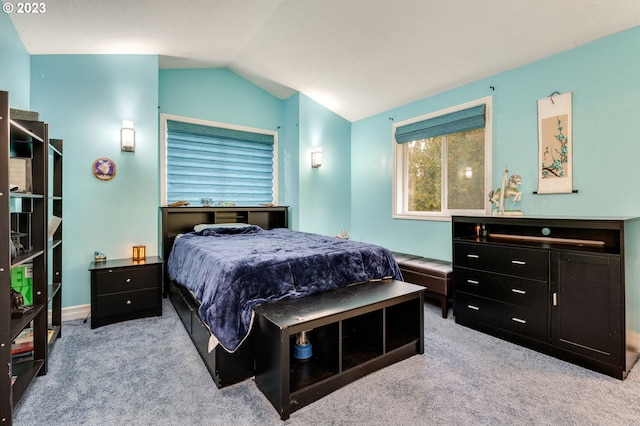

left=464, top=167, right=473, bottom=179
left=311, top=147, right=323, bottom=168
left=121, top=120, right=135, bottom=152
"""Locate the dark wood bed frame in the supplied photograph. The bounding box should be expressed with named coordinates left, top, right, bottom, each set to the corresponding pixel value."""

left=160, top=206, right=289, bottom=388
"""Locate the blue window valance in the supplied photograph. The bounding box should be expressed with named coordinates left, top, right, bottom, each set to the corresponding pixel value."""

left=166, top=120, right=275, bottom=206
left=395, top=104, right=486, bottom=144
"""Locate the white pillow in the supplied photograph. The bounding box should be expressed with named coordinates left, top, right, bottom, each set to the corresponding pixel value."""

left=193, top=223, right=251, bottom=232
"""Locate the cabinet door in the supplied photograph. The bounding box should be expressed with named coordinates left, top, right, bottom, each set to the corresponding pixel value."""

left=551, top=252, right=622, bottom=365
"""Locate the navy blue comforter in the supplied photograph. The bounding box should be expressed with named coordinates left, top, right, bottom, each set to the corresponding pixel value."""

left=167, top=226, right=402, bottom=352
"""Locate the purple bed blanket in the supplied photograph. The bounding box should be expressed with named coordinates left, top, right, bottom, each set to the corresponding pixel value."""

left=167, top=226, right=402, bottom=352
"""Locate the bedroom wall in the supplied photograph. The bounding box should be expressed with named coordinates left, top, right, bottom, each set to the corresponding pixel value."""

left=158, top=68, right=283, bottom=131
left=0, top=7, right=30, bottom=108
left=297, top=94, right=351, bottom=236
left=351, top=25, right=640, bottom=260
left=30, top=54, right=160, bottom=309
left=282, top=94, right=301, bottom=229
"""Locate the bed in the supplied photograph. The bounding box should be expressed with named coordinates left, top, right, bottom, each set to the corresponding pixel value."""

left=161, top=206, right=402, bottom=388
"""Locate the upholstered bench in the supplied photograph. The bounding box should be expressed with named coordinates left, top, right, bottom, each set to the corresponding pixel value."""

left=393, top=252, right=453, bottom=318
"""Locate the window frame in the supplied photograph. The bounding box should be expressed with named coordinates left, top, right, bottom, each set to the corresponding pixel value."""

left=392, top=96, right=492, bottom=221
left=160, top=113, right=279, bottom=206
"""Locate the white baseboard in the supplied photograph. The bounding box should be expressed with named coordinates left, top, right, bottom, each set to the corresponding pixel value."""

left=55, top=304, right=91, bottom=322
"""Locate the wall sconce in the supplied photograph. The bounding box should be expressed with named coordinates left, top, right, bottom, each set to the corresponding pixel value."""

left=132, top=245, right=146, bottom=261
left=311, top=147, right=323, bottom=168
left=464, top=167, right=473, bottom=179
left=121, top=120, right=135, bottom=152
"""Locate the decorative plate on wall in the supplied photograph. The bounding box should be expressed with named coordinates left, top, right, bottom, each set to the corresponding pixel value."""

left=93, top=158, right=116, bottom=181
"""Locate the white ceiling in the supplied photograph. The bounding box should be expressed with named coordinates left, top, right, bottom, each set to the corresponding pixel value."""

left=8, top=0, right=640, bottom=121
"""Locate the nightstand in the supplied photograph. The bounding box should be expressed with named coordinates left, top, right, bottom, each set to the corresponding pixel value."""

left=89, top=256, right=163, bottom=329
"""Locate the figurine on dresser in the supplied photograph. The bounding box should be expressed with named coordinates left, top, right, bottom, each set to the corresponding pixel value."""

left=488, top=165, right=523, bottom=216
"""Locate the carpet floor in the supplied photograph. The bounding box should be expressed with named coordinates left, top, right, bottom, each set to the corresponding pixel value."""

left=13, top=298, right=640, bottom=425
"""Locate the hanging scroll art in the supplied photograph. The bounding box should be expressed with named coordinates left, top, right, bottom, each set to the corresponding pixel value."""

left=537, top=91, right=573, bottom=194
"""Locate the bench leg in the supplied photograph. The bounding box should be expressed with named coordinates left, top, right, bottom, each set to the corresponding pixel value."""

left=439, top=295, right=448, bottom=319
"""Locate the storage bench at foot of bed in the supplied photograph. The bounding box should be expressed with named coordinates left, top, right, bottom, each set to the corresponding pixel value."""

left=254, top=280, right=425, bottom=420
left=169, top=281, right=255, bottom=388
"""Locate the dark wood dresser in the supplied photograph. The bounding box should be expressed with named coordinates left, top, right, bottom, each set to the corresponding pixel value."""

left=452, top=215, right=640, bottom=379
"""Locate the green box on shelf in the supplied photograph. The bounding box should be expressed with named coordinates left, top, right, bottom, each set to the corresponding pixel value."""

left=11, top=264, right=33, bottom=306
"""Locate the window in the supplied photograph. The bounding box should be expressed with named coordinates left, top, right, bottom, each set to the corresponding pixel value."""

left=160, top=115, right=278, bottom=206
left=393, top=97, right=491, bottom=220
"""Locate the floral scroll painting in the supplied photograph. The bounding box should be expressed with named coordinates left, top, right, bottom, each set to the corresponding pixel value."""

left=537, top=92, right=573, bottom=194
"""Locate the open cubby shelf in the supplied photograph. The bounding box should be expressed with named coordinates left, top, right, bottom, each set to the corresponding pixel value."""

left=254, top=280, right=424, bottom=420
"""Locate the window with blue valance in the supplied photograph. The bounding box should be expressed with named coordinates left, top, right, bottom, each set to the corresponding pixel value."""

left=395, top=104, right=486, bottom=144
left=166, top=119, right=275, bottom=206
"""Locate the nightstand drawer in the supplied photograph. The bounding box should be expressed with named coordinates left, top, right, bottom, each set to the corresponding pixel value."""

left=95, top=288, right=159, bottom=317
left=454, top=242, right=548, bottom=281
left=455, top=267, right=547, bottom=310
left=94, top=265, right=158, bottom=294
left=454, top=292, right=547, bottom=342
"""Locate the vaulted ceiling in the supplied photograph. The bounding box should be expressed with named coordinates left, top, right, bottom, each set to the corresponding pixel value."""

left=8, top=0, right=640, bottom=121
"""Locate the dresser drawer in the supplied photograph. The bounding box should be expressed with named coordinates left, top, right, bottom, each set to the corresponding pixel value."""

left=94, top=265, right=159, bottom=294
left=455, top=267, right=547, bottom=310
left=95, top=288, right=159, bottom=317
left=454, top=292, right=548, bottom=342
left=454, top=242, right=548, bottom=281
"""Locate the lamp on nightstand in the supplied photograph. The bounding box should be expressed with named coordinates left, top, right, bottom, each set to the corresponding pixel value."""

left=132, top=245, right=146, bottom=261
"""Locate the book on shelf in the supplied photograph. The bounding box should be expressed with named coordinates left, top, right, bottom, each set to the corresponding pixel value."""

left=48, top=215, right=62, bottom=239
left=12, top=327, right=34, bottom=355
left=11, top=350, right=34, bottom=361
left=9, top=157, right=32, bottom=193
left=10, top=263, right=33, bottom=306
left=11, top=341, right=34, bottom=355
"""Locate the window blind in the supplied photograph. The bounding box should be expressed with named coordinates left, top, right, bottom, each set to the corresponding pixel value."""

left=166, top=120, right=275, bottom=205
left=395, top=104, right=485, bottom=144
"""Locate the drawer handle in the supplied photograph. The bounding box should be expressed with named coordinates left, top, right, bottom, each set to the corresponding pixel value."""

left=126, top=278, right=132, bottom=283
left=511, top=288, right=526, bottom=294
left=467, top=279, right=479, bottom=285
left=467, top=254, right=480, bottom=259
left=511, top=317, right=526, bottom=324
left=511, top=260, right=526, bottom=265
left=126, top=300, right=132, bottom=305
left=467, top=304, right=480, bottom=311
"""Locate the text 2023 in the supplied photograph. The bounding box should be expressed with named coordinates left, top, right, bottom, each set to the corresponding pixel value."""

left=17, top=3, right=46, bottom=13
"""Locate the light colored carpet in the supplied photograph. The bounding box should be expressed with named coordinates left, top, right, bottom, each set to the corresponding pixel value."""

left=13, top=298, right=640, bottom=425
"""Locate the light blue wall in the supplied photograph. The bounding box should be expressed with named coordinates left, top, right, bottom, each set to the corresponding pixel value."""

left=282, top=94, right=301, bottom=229
left=30, top=55, right=159, bottom=308
left=298, top=94, right=351, bottom=236
left=0, top=6, right=30, bottom=108
left=352, top=26, right=640, bottom=260
left=159, top=68, right=282, bottom=131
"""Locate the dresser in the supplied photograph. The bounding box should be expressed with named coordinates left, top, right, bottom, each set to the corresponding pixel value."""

left=452, top=216, right=640, bottom=379
left=89, top=257, right=163, bottom=329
